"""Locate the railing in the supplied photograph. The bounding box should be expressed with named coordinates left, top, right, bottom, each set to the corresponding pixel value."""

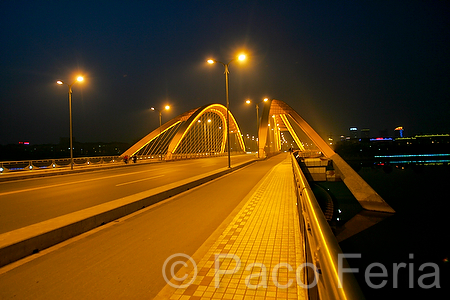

left=296, top=150, right=323, bottom=158
left=291, top=153, right=365, bottom=300
left=165, top=152, right=227, bottom=161
left=0, top=156, right=122, bottom=173
left=0, top=151, right=247, bottom=173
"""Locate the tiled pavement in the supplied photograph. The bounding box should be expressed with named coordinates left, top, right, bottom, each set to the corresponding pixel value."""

left=157, top=156, right=306, bottom=300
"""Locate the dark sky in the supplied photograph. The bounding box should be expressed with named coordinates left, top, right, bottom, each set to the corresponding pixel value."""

left=1, top=1, right=449, bottom=145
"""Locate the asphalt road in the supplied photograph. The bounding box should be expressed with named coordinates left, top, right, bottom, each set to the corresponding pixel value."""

left=0, top=155, right=254, bottom=234
left=0, top=154, right=288, bottom=299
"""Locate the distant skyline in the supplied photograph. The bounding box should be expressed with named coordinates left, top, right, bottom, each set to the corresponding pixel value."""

left=3, top=123, right=430, bottom=146
left=1, top=1, right=449, bottom=146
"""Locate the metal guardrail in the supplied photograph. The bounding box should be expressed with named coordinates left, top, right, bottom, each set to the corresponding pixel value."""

left=296, top=150, right=323, bottom=158
left=165, top=152, right=227, bottom=160
left=291, top=153, right=365, bottom=300
left=0, top=152, right=245, bottom=173
left=0, top=156, right=122, bottom=173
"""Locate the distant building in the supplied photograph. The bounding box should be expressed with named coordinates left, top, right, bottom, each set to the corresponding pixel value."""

left=394, top=126, right=404, bottom=138
left=349, top=127, right=358, bottom=139
left=361, top=128, right=370, bottom=139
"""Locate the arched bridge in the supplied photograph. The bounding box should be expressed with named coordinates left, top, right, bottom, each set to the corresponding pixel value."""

left=122, top=99, right=334, bottom=160
left=123, top=98, right=394, bottom=215
left=122, top=103, right=245, bottom=160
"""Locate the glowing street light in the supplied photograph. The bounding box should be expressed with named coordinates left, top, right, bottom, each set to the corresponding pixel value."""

left=56, top=76, right=84, bottom=170
left=151, top=105, right=170, bottom=130
left=245, top=98, right=269, bottom=158
left=207, top=53, right=247, bottom=168
left=151, top=105, right=170, bottom=160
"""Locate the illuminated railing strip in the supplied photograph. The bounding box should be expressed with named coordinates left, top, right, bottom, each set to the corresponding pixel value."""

left=291, top=154, right=364, bottom=299
left=294, top=159, right=347, bottom=299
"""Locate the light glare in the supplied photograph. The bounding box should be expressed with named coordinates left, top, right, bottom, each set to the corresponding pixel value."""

left=238, top=54, right=246, bottom=61
left=77, top=76, right=84, bottom=82
left=207, top=59, right=215, bottom=64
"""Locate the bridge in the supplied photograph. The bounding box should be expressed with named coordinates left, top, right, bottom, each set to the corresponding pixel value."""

left=0, top=99, right=394, bottom=299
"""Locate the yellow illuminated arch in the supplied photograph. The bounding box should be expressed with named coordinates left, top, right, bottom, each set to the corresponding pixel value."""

left=122, top=103, right=245, bottom=160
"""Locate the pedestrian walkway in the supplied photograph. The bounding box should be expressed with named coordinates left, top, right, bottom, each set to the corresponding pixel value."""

left=156, top=156, right=307, bottom=300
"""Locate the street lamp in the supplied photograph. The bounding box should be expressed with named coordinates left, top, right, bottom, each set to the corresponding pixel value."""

left=207, top=54, right=246, bottom=168
left=245, top=98, right=268, bottom=158
left=57, top=76, right=84, bottom=170
left=151, top=105, right=170, bottom=159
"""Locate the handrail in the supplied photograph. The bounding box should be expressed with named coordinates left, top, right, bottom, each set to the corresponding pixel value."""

left=291, top=153, right=365, bottom=300
left=0, top=152, right=245, bottom=173
left=0, top=156, right=122, bottom=173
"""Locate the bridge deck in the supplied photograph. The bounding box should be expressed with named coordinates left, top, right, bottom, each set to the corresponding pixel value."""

left=156, top=156, right=306, bottom=300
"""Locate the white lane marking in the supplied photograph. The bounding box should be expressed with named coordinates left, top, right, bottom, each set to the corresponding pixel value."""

left=0, top=169, right=159, bottom=197
left=115, top=175, right=165, bottom=186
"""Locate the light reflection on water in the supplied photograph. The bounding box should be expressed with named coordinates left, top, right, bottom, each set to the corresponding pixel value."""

left=338, top=163, right=450, bottom=298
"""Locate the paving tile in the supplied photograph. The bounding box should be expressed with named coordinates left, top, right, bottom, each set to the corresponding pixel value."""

left=161, top=157, right=306, bottom=299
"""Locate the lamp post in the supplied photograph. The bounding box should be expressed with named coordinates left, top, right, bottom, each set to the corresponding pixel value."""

left=245, top=98, right=268, bottom=158
left=207, top=54, right=246, bottom=168
left=151, top=105, right=170, bottom=160
left=57, top=76, right=84, bottom=170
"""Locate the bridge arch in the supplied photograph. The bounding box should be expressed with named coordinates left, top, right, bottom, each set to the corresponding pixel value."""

left=122, top=103, right=245, bottom=160
left=259, top=99, right=335, bottom=158
left=122, top=99, right=393, bottom=213
left=258, top=99, right=394, bottom=213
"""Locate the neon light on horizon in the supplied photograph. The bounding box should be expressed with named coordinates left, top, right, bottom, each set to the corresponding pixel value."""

left=386, top=160, right=450, bottom=164
left=375, top=153, right=450, bottom=158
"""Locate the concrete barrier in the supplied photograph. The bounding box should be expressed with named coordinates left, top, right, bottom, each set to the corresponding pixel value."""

left=0, top=160, right=255, bottom=268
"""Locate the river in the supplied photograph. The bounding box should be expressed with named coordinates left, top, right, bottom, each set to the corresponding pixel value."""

left=332, top=163, right=450, bottom=298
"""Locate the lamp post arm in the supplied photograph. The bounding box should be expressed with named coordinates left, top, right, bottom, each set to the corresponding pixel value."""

left=208, top=57, right=242, bottom=168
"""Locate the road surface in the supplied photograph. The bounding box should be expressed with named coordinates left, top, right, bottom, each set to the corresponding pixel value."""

left=0, top=155, right=253, bottom=233
left=0, top=154, right=288, bottom=299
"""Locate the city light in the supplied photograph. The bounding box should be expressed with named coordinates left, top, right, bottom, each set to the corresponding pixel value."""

left=151, top=105, right=171, bottom=159
left=56, top=76, right=85, bottom=170
left=207, top=52, right=249, bottom=168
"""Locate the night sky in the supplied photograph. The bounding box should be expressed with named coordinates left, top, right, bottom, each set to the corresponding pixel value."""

left=1, top=1, right=449, bottom=146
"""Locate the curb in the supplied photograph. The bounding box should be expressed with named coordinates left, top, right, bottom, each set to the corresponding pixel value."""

left=0, top=160, right=256, bottom=268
